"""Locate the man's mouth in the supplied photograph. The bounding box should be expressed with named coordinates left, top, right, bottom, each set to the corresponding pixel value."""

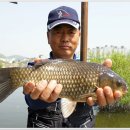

left=59, top=45, right=71, bottom=50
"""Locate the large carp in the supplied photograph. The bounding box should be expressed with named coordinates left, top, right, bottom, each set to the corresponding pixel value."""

left=0, top=59, right=128, bottom=117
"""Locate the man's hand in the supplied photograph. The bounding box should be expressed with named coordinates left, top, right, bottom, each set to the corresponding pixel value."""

left=86, top=58, right=122, bottom=107
left=23, top=58, right=62, bottom=103
left=23, top=80, right=62, bottom=103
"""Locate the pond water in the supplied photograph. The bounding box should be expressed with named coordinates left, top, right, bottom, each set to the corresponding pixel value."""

left=0, top=88, right=27, bottom=128
left=96, top=111, right=130, bottom=128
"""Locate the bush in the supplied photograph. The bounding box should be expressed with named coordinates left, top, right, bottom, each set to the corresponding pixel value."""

left=88, top=46, right=130, bottom=106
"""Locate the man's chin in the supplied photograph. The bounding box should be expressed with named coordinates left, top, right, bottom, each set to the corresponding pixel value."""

left=58, top=52, right=73, bottom=59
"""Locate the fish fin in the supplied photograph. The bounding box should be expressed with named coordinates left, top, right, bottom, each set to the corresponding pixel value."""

left=61, top=98, right=77, bottom=118
left=0, top=68, right=17, bottom=103
left=34, top=59, right=50, bottom=69
left=79, top=93, right=97, bottom=101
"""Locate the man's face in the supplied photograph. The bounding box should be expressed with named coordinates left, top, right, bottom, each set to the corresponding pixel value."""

left=47, top=24, right=80, bottom=59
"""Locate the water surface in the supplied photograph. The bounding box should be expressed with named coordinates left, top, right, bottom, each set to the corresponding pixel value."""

left=0, top=88, right=27, bottom=128
left=96, top=111, right=130, bottom=128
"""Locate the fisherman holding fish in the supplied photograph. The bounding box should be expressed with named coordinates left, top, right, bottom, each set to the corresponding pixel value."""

left=22, top=6, right=124, bottom=128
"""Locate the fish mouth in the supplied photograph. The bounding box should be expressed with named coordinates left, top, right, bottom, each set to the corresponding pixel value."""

left=122, top=85, right=128, bottom=95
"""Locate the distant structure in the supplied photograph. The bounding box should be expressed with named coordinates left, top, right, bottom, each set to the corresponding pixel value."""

left=10, top=2, right=18, bottom=4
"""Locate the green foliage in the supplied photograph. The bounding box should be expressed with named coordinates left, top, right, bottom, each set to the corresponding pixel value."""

left=88, top=46, right=130, bottom=105
left=109, top=52, right=130, bottom=105
left=0, top=62, right=3, bottom=68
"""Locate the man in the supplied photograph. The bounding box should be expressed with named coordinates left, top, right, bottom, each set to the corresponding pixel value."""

left=23, top=6, right=122, bottom=128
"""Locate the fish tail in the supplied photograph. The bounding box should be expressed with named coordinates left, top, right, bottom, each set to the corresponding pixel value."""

left=0, top=67, right=33, bottom=102
left=0, top=68, right=17, bottom=102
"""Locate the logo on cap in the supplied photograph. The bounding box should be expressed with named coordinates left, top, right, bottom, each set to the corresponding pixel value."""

left=57, top=9, right=70, bottom=18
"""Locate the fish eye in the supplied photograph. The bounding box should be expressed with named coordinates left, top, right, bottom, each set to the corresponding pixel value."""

left=116, top=81, right=122, bottom=87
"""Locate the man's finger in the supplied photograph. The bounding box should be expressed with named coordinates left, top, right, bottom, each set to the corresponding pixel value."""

left=34, top=58, right=43, bottom=63
left=86, top=97, right=94, bottom=106
left=40, top=80, right=57, bottom=101
left=96, top=88, right=107, bottom=107
left=102, top=58, right=112, bottom=68
left=114, top=90, right=122, bottom=101
left=103, top=86, right=114, bottom=104
left=30, top=80, right=47, bottom=100
left=34, top=58, right=49, bottom=64
left=23, top=81, right=35, bottom=94
left=48, top=84, right=63, bottom=102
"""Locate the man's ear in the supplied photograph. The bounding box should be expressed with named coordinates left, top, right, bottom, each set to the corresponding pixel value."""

left=79, top=30, right=81, bottom=37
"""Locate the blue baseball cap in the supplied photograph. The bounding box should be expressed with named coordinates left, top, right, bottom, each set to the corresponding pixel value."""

left=47, top=6, right=80, bottom=30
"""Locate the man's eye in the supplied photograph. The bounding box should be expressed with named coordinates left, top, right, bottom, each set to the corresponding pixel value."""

left=55, top=31, right=61, bottom=34
left=70, top=31, right=76, bottom=34
left=55, top=30, right=60, bottom=33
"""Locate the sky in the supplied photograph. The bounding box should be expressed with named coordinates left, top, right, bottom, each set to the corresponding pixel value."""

left=0, top=2, right=130, bottom=58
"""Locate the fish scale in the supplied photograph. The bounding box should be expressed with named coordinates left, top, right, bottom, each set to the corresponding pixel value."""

left=0, top=59, right=128, bottom=103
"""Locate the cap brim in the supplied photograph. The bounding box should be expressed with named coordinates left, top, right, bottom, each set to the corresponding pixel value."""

left=47, top=19, right=80, bottom=30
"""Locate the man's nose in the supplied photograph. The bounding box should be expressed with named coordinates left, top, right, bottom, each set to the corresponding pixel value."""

left=60, top=32, right=69, bottom=42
